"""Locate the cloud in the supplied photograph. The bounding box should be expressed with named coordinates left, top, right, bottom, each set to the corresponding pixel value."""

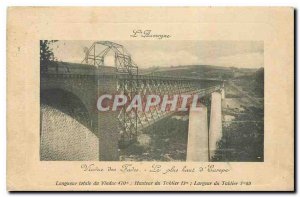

left=51, top=40, right=264, bottom=69
left=201, top=52, right=263, bottom=68
left=132, top=49, right=200, bottom=67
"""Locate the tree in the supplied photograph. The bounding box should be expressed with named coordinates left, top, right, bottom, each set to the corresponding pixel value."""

left=40, top=40, right=58, bottom=72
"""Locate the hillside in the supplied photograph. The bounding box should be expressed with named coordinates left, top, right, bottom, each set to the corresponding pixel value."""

left=139, top=65, right=258, bottom=80
left=232, top=67, right=264, bottom=98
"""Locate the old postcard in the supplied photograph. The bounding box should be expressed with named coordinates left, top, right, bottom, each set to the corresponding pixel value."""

left=7, top=7, right=294, bottom=191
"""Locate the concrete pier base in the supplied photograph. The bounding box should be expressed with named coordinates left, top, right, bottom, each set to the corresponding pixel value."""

left=186, top=105, right=209, bottom=161
left=209, top=92, right=222, bottom=160
left=96, top=76, right=120, bottom=161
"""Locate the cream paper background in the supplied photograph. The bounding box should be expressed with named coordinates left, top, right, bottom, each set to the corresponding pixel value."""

left=7, top=7, right=294, bottom=191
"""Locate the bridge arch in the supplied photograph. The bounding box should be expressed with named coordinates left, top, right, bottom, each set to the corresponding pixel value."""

left=40, top=88, right=99, bottom=161
left=41, top=88, right=92, bottom=129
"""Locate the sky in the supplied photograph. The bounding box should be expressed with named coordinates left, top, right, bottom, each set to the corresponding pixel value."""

left=50, top=40, right=264, bottom=69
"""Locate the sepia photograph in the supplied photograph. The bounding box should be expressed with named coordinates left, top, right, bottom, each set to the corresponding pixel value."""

left=40, top=40, right=264, bottom=162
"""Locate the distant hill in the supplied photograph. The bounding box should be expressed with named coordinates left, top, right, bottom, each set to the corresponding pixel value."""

left=139, top=65, right=258, bottom=80
left=252, top=67, right=264, bottom=97
left=233, top=67, right=264, bottom=98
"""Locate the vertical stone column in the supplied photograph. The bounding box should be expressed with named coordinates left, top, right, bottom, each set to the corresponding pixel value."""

left=186, top=104, right=209, bottom=161
left=221, top=88, right=225, bottom=99
left=96, top=75, right=120, bottom=161
left=209, top=91, right=222, bottom=160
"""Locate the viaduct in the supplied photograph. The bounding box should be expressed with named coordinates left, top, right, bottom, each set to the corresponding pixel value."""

left=40, top=41, right=225, bottom=161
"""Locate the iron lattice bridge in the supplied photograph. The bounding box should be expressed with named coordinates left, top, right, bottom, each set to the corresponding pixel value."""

left=81, top=41, right=223, bottom=147
left=116, top=74, right=221, bottom=147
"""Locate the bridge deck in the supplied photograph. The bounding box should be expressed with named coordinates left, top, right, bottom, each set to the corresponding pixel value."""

left=42, top=61, right=224, bottom=82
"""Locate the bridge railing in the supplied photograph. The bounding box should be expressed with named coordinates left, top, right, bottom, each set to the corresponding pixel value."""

left=117, top=73, right=224, bottom=82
